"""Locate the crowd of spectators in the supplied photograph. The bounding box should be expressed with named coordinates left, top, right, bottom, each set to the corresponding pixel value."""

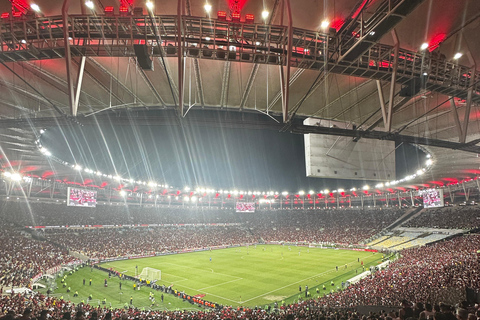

left=44, top=226, right=255, bottom=260
left=247, top=209, right=405, bottom=245
left=404, top=206, right=480, bottom=229
left=321, top=234, right=480, bottom=307
left=1, top=289, right=480, bottom=320
left=0, top=224, right=75, bottom=288
left=1, top=201, right=480, bottom=320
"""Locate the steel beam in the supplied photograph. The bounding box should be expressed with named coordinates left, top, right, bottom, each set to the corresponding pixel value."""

left=220, top=62, right=231, bottom=108
left=449, top=97, right=463, bottom=140
left=177, top=0, right=184, bottom=116
left=73, top=56, right=86, bottom=113
left=62, top=0, right=76, bottom=116
left=282, top=0, right=293, bottom=123
left=386, top=29, right=399, bottom=132
left=461, top=67, right=475, bottom=143
left=376, top=80, right=388, bottom=128
left=239, top=65, right=260, bottom=111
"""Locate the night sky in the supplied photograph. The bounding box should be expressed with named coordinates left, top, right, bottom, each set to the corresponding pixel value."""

left=41, top=110, right=427, bottom=192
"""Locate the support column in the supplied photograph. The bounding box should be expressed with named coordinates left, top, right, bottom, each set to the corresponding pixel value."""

left=448, top=185, right=455, bottom=203
left=281, top=0, right=293, bottom=123
left=62, top=0, right=77, bottom=116
left=449, top=97, right=463, bottom=140
left=397, top=192, right=401, bottom=207
left=386, top=29, right=399, bottom=132
left=410, top=191, right=414, bottom=207
left=462, top=183, right=470, bottom=202
left=177, top=0, right=185, bottom=116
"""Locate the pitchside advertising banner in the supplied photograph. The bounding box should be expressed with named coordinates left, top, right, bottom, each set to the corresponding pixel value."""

left=236, top=202, right=255, bottom=213
left=419, top=188, right=444, bottom=208
left=67, top=187, right=97, bottom=207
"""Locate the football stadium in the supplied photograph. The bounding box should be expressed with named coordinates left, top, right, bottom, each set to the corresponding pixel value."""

left=1, top=0, right=480, bottom=319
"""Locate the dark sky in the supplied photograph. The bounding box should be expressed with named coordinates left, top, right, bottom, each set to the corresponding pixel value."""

left=41, top=109, right=426, bottom=192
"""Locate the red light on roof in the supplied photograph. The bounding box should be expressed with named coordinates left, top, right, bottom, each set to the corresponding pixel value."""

left=245, top=14, right=254, bottom=23
left=13, top=11, right=23, bottom=18
left=119, top=6, right=128, bottom=12
left=217, top=11, right=226, bottom=20
left=104, top=6, right=114, bottom=15
left=1, top=12, right=9, bottom=19
left=232, top=12, right=240, bottom=21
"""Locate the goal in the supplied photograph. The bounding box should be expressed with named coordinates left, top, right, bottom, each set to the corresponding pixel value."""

left=138, top=267, right=161, bottom=282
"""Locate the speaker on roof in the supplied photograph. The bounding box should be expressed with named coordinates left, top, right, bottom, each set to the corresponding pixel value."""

left=134, top=44, right=153, bottom=70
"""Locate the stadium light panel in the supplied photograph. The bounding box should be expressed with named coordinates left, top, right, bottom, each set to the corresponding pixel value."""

left=231, top=12, right=240, bottom=22
left=85, top=0, right=94, bottom=9
left=146, top=1, right=154, bottom=10
left=119, top=5, right=129, bottom=14
left=320, top=20, right=329, bottom=29
left=1, top=13, right=10, bottom=19
left=420, top=42, right=429, bottom=50
left=217, top=11, right=226, bottom=20
left=245, top=14, right=254, bottom=23
left=453, top=52, right=463, bottom=59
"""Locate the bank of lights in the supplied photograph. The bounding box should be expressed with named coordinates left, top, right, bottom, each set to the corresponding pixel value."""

left=2, top=171, right=22, bottom=182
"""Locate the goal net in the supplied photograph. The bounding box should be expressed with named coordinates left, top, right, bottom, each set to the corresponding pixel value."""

left=138, top=267, right=161, bottom=282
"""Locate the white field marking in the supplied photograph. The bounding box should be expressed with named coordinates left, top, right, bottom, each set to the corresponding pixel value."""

left=161, top=272, right=189, bottom=282
left=242, top=258, right=363, bottom=303
left=162, top=262, right=242, bottom=280
left=173, top=283, right=239, bottom=304
left=198, top=277, right=243, bottom=291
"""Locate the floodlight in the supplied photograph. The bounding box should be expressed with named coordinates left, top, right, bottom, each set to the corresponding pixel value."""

left=261, top=10, right=269, bottom=20
left=320, top=20, right=329, bottom=29
left=204, top=3, right=212, bottom=13
left=85, top=1, right=94, bottom=9
left=146, top=1, right=154, bottom=10
left=453, top=52, right=463, bottom=60
left=420, top=42, right=428, bottom=50
left=31, top=4, right=40, bottom=12
left=11, top=173, right=22, bottom=181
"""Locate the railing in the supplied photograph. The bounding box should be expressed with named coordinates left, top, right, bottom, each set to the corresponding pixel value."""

left=0, top=14, right=478, bottom=101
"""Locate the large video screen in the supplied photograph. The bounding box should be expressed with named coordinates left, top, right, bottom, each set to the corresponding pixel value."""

left=67, top=187, right=97, bottom=207
left=420, top=189, right=444, bottom=208
left=236, top=202, right=255, bottom=213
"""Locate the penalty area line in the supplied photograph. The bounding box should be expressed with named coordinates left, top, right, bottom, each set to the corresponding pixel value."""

left=198, top=277, right=243, bottom=291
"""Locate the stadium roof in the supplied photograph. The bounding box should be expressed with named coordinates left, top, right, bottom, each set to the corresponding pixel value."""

left=1, top=0, right=480, bottom=194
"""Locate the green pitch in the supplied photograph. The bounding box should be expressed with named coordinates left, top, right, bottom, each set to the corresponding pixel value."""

left=100, top=245, right=382, bottom=307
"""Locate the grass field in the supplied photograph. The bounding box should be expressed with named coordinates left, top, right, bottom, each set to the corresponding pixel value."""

left=40, top=245, right=383, bottom=310
left=102, top=245, right=382, bottom=307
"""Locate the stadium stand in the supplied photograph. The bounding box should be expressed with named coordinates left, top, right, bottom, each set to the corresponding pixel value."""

left=404, top=206, right=480, bottom=229
left=1, top=201, right=480, bottom=320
